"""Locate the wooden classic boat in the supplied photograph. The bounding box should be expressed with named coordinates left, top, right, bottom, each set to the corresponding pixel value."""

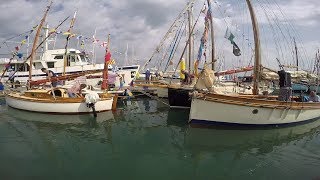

left=189, top=0, right=320, bottom=126
left=6, top=88, right=117, bottom=114
left=189, top=93, right=320, bottom=125
left=5, top=2, right=117, bottom=116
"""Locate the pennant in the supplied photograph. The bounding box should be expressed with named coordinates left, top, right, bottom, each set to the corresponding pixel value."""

left=49, top=29, right=56, bottom=33
left=100, top=42, right=108, bottom=47
left=104, top=49, right=111, bottom=62
left=76, top=35, right=83, bottom=39
left=21, top=39, right=26, bottom=45
left=15, top=46, right=19, bottom=51
left=232, top=42, right=241, bottom=56
left=25, top=35, right=29, bottom=39
left=63, top=32, right=71, bottom=36
left=17, top=53, right=23, bottom=59
left=56, top=31, right=62, bottom=34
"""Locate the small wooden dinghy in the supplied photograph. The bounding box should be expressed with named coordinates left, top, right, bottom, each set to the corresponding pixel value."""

left=5, top=88, right=116, bottom=114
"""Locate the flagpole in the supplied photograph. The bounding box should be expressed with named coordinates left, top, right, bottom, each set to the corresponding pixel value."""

left=101, top=34, right=111, bottom=90
left=206, top=0, right=215, bottom=71
left=63, top=10, right=77, bottom=76
left=29, top=1, right=53, bottom=81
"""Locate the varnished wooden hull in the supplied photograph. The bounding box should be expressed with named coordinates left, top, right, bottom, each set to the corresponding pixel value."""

left=5, top=92, right=114, bottom=114
left=190, top=93, right=320, bottom=126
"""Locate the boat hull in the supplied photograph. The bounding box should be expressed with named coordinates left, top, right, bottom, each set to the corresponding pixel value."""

left=189, top=94, right=320, bottom=126
left=168, top=87, right=192, bottom=108
left=5, top=94, right=114, bottom=114
left=157, top=86, right=168, bottom=98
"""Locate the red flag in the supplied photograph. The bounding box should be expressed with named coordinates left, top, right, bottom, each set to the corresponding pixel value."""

left=104, top=51, right=111, bottom=63
left=15, top=46, right=19, bottom=51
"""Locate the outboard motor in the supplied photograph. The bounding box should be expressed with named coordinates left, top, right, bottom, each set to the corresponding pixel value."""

left=278, top=70, right=292, bottom=101
left=85, top=92, right=100, bottom=117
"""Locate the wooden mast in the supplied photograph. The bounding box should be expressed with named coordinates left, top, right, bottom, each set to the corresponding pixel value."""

left=207, top=0, right=215, bottom=71
left=101, top=34, right=111, bottom=90
left=246, top=0, right=261, bottom=95
left=63, top=11, right=77, bottom=76
left=29, top=0, right=53, bottom=81
left=188, top=7, right=192, bottom=72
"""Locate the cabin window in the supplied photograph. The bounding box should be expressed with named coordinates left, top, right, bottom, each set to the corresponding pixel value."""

left=17, top=64, right=30, bottom=72
left=54, top=55, right=63, bottom=59
left=80, top=55, right=87, bottom=62
left=47, top=62, right=55, bottom=68
left=67, top=55, right=76, bottom=66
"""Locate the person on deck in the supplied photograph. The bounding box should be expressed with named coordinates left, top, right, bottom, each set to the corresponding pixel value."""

left=181, top=70, right=191, bottom=85
left=308, top=91, right=320, bottom=102
left=145, top=69, right=151, bottom=83
left=67, top=83, right=87, bottom=98
left=8, top=69, right=15, bottom=88
left=41, top=68, right=57, bottom=87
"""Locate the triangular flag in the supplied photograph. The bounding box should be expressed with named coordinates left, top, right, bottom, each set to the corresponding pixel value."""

left=232, top=42, right=241, bottom=56
left=63, top=32, right=71, bottom=36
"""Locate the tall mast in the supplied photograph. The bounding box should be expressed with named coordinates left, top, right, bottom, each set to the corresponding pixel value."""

left=188, top=6, right=192, bottom=72
left=101, top=34, right=111, bottom=90
left=246, top=0, right=261, bottom=95
left=294, top=38, right=299, bottom=71
left=63, top=11, right=77, bottom=75
left=207, top=0, right=215, bottom=71
left=29, top=0, right=53, bottom=81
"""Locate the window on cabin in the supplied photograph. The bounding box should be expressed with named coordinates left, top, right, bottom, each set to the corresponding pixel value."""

left=47, top=62, right=55, bottom=68
left=67, top=55, right=76, bottom=66
left=54, top=55, right=63, bottom=59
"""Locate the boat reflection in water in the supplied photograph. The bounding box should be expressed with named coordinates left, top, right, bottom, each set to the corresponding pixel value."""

left=184, top=119, right=320, bottom=154
left=6, top=106, right=115, bottom=125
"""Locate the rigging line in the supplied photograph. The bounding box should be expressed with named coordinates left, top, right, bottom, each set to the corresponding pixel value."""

left=141, top=0, right=195, bottom=72
left=160, top=19, right=185, bottom=71
left=1, top=16, right=70, bottom=81
left=255, top=0, right=282, bottom=64
left=157, top=30, right=180, bottom=71
left=170, top=0, right=206, bottom=84
left=256, top=0, right=287, bottom=66
left=164, top=19, right=186, bottom=72
left=259, top=0, right=296, bottom=66
left=0, top=29, right=35, bottom=46
left=165, top=26, right=186, bottom=72
left=268, top=0, right=310, bottom=69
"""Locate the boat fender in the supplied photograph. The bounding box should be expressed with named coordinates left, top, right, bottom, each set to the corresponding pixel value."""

left=85, top=92, right=100, bottom=104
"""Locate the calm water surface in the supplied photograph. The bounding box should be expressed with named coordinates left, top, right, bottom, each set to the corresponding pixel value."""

left=0, top=97, right=320, bottom=179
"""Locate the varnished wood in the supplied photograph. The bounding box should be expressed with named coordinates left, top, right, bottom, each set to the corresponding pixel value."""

left=246, top=0, right=261, bottom=95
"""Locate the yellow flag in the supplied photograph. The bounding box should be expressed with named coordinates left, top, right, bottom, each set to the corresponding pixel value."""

left=63, top=32, right=71, bottom=36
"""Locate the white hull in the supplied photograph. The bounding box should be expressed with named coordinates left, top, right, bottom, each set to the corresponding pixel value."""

left=190, top=95, right=320, bottom=125
left=2, top=64, right=139, bottom=87
left=157, top=87, right=168, bottom=98
left=5, top=94, right=114, bottom=114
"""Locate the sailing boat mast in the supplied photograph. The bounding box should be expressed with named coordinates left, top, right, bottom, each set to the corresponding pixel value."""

left=246, top=0, right=261, bottom=95
left=101, top=34, right=111, bottom=90
left=294, top=38, right=299, bottom=71
left=188, top=6, right=192, bottom=72
left=207, top=0, right=215, bottom=71
left=29, top=1, right=53, bottom=81
left=63, top=11, right=77, bottom=76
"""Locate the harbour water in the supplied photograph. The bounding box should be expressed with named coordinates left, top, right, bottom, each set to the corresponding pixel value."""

left=0, top=97, right=320, bottom=179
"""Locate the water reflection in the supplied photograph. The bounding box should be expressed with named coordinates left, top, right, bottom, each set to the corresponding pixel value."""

left=1, top=97, right=320, bottom=179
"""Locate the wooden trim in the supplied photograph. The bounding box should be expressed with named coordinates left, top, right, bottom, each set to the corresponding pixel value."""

left=196, top=93, right=320, bottom=110
left=7, top=93, right=112, bottom=103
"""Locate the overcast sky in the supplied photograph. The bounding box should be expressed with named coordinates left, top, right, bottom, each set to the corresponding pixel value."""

left=0, top=0, right=319, bottom=71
